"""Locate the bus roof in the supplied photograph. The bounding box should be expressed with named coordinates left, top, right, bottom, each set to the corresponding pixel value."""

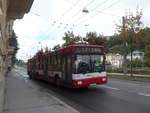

left=29, top=44, right=105, bottom=60
left=56, top=44, right=104, bottom=53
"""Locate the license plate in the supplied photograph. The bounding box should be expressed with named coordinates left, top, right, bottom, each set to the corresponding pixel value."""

left=90, top=83, right=96, bottom=86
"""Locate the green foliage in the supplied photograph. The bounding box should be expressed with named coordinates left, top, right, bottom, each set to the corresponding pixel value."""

left=115, top=10, right=143, bottom=54
left=62, top=31, right=81, bottom=47
left=83, top=32, right=107, bottom=46
left=109, top=45, right=123, bottom=54
left=52, top=44, right=61, bottom=51
left=144, top=59, right=150, bottom=67
left=135, top=28, right=150, bottom=51
left=132, top=58, right=143, bottom=67
left=107, top=68, right=123, bottom=73
left=144, top=44, right=150, bottom=67
left=15, top=59, right=26, bottom=66
left=54, top=26, right=150, bottom=58
left=106, top=27, right=150, bottom=55
left=144, top=44, right=150, bottom=58
left=107, top=34, right=122, bottom=48
left=108, top=75, right=150, bottom=82
left=10, top=31, right=19, bottom=66
left=60, top=31, right=107, bottom=49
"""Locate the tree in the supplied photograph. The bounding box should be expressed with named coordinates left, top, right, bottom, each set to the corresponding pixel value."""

left=8, top=31, right=19, bottom=66
left=107, top=34, right=123, bottom=49
left=144, top=44, right=150, bottom=67
left=117, top=10, right=143, bottom=76
left=45, top=46, right=49, bottom=52
left=109, top=45, right=124, bottom=54
left=136, top=27, right=150, bottom=51
left=144, top=44, right=150, bottom=58
left=132, top=58, right=143, bottom=67
left=62, top=31, right=81, bottom=47
left=83, top=32, right=107, bottom=46
left=15, top=59, right=26, bottom=67
left=52, top=44, right=61, bottom=51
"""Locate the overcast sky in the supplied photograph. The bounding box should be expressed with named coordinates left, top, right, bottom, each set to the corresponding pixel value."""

left=13, top=0, right=150, bottom=61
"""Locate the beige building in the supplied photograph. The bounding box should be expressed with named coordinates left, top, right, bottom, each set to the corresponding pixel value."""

left=0, top=0, right=34, bottom=111
left=106, top=53, right=123, bottom=68
left=127, top=50, right=144, bottom=61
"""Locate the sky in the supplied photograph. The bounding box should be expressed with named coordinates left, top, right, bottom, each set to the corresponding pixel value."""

left=13, top=0, right=150, bottom=61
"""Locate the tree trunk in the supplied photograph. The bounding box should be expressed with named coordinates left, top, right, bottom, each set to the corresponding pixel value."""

left=123, top=54, right=128, bottom=75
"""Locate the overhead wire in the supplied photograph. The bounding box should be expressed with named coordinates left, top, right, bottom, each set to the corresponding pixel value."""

left=91, top=0, right=110, bottom=11
left=63, top=0, right=96, bottom=24
left=46, top=0, right=81, bottom=35
left=55, top=0, right=118, bottom=37
left=52, top=0, right=99, bottom=36
left=50, top=0, right=97, bottom=37
left=94, top=10, right=121, bottom=17
left=70, top=0, right=110, bottom=28
left=62, top=0, right=77, bottom=5
left=77, top=0, right=121, bottom=26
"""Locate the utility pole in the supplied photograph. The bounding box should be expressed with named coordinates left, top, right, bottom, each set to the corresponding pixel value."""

left=130, top=30, right=133, bottom=77
left=122, top=16, right=127, bottom=76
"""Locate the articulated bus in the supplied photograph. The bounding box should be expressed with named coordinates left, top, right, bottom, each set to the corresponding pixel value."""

left=27, top=44, right=107, bottom=88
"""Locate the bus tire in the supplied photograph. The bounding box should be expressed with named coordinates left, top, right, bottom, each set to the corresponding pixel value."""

left=29, top=75, right=32, bottom=79
left=28, top=72, right=32, bottom=79
left=55, top=76, right=60, bottom=87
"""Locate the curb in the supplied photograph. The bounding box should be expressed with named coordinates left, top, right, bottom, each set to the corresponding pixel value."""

left=0, top=80, right=5, bottom=113
left=51, top=95, right=80, bottom=113
left=107, top=73, right=150, bottom=78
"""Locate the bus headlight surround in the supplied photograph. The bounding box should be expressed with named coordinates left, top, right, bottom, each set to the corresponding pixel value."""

left=77, top=81, right=83, bottom=85
left=102, top=78, right=106, bottom=81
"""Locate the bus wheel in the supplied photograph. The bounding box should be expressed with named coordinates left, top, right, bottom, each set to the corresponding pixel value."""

left=55, top=76, right=60, bottom=87
left=28, top=72, right=32, bottom=79
left=29, top=75, right=32, bottom=79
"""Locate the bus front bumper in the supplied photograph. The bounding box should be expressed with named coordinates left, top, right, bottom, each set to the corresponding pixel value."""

left=72, top=76, right=107, bottom=88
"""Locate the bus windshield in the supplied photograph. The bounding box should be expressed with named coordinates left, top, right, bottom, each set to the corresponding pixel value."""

left=74, top=55, right=105, bottom=74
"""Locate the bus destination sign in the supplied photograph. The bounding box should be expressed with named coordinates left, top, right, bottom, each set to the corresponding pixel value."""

left=76, top=47, right=101, bottom=53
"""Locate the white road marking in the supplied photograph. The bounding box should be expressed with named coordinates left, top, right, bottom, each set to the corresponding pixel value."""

left=138, top=93, right=150, bottom=97
left=51, top=95, right=80, bottom=113
left=101, top=86, right=120, bottom=90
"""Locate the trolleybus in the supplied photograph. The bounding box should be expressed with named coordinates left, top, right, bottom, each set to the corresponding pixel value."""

left=27, top=44, right=107, bottom=88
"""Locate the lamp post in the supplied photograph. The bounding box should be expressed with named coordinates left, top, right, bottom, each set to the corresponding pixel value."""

left=130, top=31, right=133, bottom=77
left=82, top=8, right=89, bottom=13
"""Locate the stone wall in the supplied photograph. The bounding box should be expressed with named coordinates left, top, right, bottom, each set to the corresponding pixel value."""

left=0, top=0, right=8, bottom=112
left=0, top=0, right=34, bottom=112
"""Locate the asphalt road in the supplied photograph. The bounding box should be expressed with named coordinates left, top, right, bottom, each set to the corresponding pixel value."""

left=7, top=67, right=150, bottom=113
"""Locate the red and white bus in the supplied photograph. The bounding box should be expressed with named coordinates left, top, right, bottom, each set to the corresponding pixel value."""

left=27, top=44, right=107, bottom=88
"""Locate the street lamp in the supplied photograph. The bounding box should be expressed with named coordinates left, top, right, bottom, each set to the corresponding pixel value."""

left=82, top=8, right=89, bottom=13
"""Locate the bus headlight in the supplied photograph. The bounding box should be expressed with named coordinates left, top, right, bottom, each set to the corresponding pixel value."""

left=77, top=81, right=83, bottom=85
left=102, top=78, right=106, bottom=81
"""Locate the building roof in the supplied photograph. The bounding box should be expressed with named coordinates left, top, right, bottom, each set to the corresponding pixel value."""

left=7, top=0, right=34, bottom=19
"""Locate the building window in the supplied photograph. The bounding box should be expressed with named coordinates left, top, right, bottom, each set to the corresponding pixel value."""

left=0, top=0, right=3, bottom=15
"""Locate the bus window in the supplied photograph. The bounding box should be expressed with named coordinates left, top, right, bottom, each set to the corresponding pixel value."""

left=66, top=56, right=72, bottom=80
left=62, top=56, right=66, bottom=80
left=73, top=55, right=105, bottom=74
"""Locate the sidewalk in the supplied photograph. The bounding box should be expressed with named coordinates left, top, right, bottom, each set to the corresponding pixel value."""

left=3, top=70, right=79, bottom=113
left=108, top=73, right=150, bottom=78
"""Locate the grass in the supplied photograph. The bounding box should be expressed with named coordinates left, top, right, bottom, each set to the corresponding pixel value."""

left=108, top=75, right=150, bottom=82
left=133, top=67, right=150, bottom=71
